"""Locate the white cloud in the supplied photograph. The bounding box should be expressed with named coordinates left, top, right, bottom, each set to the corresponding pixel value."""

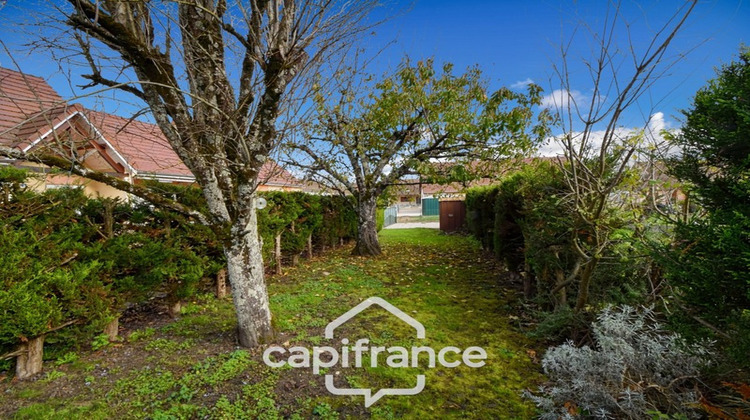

left=539, top=89, right=587, bottom=109
left=510, top=78, right=534, bottom=89
left=644, top=111, right=666, bottom=143
left=536, top=112, right=672, bottom=158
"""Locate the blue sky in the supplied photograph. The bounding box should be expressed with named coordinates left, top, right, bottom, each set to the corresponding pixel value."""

left=365, top=0, right=750, bottom=130
left=1, top=0, right=748, bottom=134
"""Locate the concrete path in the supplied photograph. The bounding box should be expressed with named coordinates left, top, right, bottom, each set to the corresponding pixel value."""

left=397, top=206, right=422, bottom=217
left=383, top=222, right=439, bottom=229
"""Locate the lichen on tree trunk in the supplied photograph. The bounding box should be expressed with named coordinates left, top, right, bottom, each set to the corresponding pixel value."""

left=353, top=195, right=381, bottom=256
left=225, top=203, right=274, bottom=347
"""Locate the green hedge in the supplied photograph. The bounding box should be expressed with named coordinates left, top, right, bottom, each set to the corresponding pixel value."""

left=466, top=185, right=501, bottom=250
left=467, top=161, right=649, bottom=311
left=258, top=191, right=357, bottom=265
left=0, top=167, right=357, bottom=359
left=465, top=162, right=576, bottom=305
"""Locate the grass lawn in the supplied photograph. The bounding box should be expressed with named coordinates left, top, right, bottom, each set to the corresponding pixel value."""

left=0, top=229, right=544, bottom=419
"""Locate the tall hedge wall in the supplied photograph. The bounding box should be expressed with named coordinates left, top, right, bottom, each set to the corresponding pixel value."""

left=0, top=167, right=357, bottom=361
left=465, top=162, right=576, bottom=302
left=466, top=161, right=648, bottom=312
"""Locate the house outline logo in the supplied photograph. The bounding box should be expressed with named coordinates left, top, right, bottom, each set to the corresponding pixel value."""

left=262, top=296, right=488, bottom=407
left=324, top=296, right=426, bottom=407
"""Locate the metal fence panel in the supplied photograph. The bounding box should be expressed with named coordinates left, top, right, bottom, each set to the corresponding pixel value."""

left=422, top=198, right=439, bottom=216
left=384, top=205, right=398, bottom=227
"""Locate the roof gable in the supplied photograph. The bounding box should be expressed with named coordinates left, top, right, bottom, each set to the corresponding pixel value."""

left=1, top=67, right=301, bottom=188
left=0, top=67, right=67, bottom=148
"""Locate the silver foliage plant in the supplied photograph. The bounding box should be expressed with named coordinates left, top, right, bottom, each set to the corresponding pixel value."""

left=526, top=306, right=712, bottom=419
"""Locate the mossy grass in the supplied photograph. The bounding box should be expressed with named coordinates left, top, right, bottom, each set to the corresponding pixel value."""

left=1, top=229, right=543, bottom=419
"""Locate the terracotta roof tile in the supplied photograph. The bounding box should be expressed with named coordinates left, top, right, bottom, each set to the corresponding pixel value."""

left=257, top=160, right=303, bottom=187
left=0, top=67, right=67, bottom=147
left=1, top=67, right=301, bottom=187
left=81, top=110, right=302, bottom=187
left=81, top=110, right=193, bottom=177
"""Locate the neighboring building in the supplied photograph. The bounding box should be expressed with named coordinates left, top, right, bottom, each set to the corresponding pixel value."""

left=389, top=158, right=556, bottom=215
left=256, top=160, right=305, bottom=192
left=392, top=182, right=422, bottom=206
left=300, top=179, right=336, bottom=195
left=0, top=67, right=303, bottom=197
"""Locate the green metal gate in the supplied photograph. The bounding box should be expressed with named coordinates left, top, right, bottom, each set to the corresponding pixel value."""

left=422, top=198, right=439, bottom=216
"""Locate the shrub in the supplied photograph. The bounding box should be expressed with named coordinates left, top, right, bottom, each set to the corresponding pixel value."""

left=662, top=47, right=750, bottom=369
left=0, top=167, right=358, bottom=373
left=0, top=172, right=113, bottom=354
left=526, top=305, right=711, bottom=419
left=465, top=184, right=500, bottom=250
left=467, top=161, right=650, bottom=317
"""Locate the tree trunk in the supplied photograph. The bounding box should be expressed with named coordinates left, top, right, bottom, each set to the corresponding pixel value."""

left=353, top=196, right=381, bottom=256
left=275, top=233, right=282, bottom=275
left=307, top=234, right=313, bottom=259
left=575, top=259, right=598, bottom=311
left=522, top=259, right=534, bottom=300
left=225, top=205, right=274, bottom=348
left=216, top=268, right=228, bottom=299
left=555, top=269, right=567, bottom=307
left=104, top=317, right=119, bottom=341
left=16, top=336, right=44, bottom=380
left=102, top=199, right=115, bottom=239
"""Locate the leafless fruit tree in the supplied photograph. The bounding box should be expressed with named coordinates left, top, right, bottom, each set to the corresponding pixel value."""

left=549, top=0, right=697, bottom=311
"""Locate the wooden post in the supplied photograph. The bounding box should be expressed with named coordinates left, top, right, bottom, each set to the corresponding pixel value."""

left=307, top=234, right=313, bottom=259
left=275, top=233, right=282, bottom=275
left=169, top=301, right=182, bottom=318
left=16, top=336, right=44, bottom=380
left=216, top=268, right=228, bottom=299
left=104, top=317, right=119, bottom=341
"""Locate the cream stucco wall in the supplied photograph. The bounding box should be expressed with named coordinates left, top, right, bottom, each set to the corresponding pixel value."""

left=13, top=162, right=131, bottom=200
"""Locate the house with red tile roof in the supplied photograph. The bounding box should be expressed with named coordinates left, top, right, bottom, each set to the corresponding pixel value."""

left=0, top=67, right=303, bottom=197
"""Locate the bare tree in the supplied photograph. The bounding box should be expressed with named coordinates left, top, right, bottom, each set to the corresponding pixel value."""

left=2, top=0, right=379, bottom=347
left=549, top=0, right=697, bottom=311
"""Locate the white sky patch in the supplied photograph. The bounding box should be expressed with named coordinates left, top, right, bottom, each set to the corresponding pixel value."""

left=510, top=78, right=534, bottom=89
left=536, top=112, right=672, bottom=157
left=539, top=89, right=587, bottom=109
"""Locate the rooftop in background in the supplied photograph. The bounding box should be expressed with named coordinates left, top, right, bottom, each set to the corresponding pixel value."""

left=0, top=66, right=303, bottom=189
left=0, top=67, right=67, bottom=148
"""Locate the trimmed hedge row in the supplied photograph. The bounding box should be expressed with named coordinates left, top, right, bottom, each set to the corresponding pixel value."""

left=466, top=162, right=576, bottom=302
left=258, top=191, right=359, bottom=265
left=0, top=167, right=358, bottom=361
left=467, top=161, right=649, bottom=313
